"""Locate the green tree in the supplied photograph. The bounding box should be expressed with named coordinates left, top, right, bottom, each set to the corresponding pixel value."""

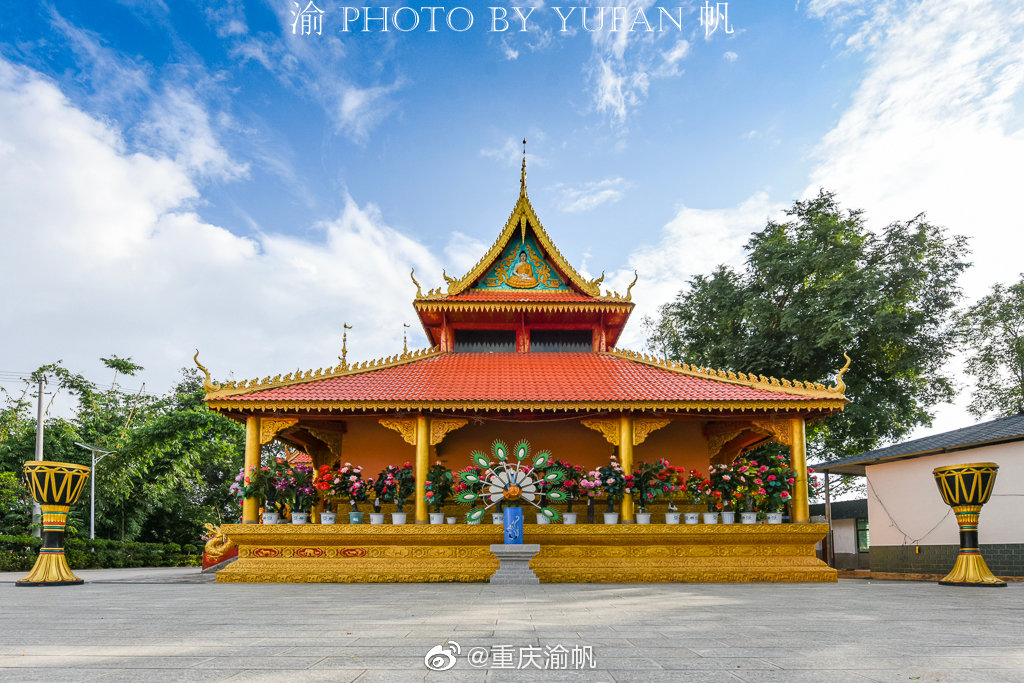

left=957, top=277, right=1024, bottom=418
left=646, top=190, right=970, bottom=464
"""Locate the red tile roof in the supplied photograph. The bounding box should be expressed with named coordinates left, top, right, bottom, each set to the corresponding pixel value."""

left=214, top=352, right=828, bottom=405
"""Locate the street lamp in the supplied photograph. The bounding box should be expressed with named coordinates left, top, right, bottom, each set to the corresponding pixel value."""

left=75, top=442, right=116, bottom=539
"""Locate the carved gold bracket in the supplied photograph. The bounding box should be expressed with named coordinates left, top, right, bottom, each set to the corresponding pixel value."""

left=582, top=418, right=619, bottom=445
left=380, top=418, right=418, bottom=445
left=707, top=429, right=746, bottom=460
left=307, top=428, right=345, bottom=462
left=583, top=417, right=669, bottom=446
left=430, top=418, right=468, bottom=446
left=633, top=418, right=669, bottom=445
left=751, top=418, right=792, bottom=447
left=260, top=417, right=299, bottom=445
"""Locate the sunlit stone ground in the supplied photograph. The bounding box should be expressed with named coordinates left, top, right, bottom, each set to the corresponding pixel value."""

left=1, top=568, right=1023, bottom=682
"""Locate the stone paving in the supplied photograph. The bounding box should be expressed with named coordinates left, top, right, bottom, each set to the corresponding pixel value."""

left=1, top=568, right=1023, bottom=682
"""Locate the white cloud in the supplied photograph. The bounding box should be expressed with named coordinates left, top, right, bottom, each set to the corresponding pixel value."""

left=0, top=58, right=440, bottom=395
left=555, top=177, right=629, bottom=213
left=480, top=136, right=546, bottom=168
left=723, top=51, right=738, bottom=62
left=443, top=232, right=492, bottom=275
left=614, top=191, right=786, bottom=348
left=807, top=0, right=1024, bottom=300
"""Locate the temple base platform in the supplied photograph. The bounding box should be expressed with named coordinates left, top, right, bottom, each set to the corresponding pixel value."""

left=215, top=523, right=836, bottom=583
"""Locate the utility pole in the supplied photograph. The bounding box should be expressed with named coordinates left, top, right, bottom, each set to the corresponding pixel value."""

left=32, top=376, right=45, bottom=537
left=76, top=443, right=115, bottom=540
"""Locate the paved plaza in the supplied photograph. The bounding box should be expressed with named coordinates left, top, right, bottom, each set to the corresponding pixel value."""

left=1, top=568, right=1022, bottom=682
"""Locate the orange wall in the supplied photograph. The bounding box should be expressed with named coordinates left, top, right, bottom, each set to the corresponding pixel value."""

left=315, top=415, right=712, bottom=477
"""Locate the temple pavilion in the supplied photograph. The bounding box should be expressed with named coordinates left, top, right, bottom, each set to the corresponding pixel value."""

left=201, top=155, right=848, bottom=583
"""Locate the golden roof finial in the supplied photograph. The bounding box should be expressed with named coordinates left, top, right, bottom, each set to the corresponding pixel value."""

left=192, top=350, right=220, bottom=392
left=625, top=270, right=639, bottom=301
left=520, top=137, right=527, bottom=196
left=403, top=323, right=410, bottom=356
left=410, top=268, right=423, bottom=298
left=339, top=323, right=353, bottom=368
left=834, top=352, right=852, bottom=394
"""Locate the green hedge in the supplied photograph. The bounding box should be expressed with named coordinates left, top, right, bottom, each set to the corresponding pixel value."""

left=0, top=535, right=201, bottom=572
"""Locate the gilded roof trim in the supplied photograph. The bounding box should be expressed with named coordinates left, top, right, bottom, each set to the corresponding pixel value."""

left=413, top=301, right=634, bottom=314
left=206, top=399, right=847, bottom=413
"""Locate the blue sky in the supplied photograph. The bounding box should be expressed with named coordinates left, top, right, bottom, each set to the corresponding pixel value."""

left=2, top=1, right=1023, bottom=435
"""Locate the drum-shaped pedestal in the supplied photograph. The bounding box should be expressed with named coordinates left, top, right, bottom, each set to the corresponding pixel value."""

left=17, top=461, right=91, bottom=587
left=932, top=462, right=1005, bottom=587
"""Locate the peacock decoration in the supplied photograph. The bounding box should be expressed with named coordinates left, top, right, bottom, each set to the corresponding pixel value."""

left=457, top=440, right=566, bottom=523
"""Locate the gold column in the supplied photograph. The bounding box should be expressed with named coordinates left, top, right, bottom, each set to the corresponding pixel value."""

left=790, top=417, right=809, bottom=523
left=243, top=415, right=261, bottom=524
left=414, top=413, right=430, bottom=524
left=619, top=413, right=635, bottom=523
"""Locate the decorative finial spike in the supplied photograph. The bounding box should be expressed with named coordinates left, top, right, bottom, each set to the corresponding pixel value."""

left=403, top=323, right=410, bottom=355
left=339, top=323, right=353, bottom=368
left=834, top=352, right=852, bottom=393
left=520, top=137, right=527, bottom=195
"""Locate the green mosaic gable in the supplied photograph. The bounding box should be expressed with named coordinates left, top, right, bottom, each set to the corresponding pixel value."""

left=474, top=233, right=569, bottom=291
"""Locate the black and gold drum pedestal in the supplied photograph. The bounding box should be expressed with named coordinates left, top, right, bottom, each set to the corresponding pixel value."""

left=932, top=462, right=1005, bottom=587
left=17, top=461, right=91, bottom=587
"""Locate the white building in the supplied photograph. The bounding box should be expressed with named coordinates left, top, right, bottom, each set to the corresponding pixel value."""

left=818, top=414, right=1024, bottom=578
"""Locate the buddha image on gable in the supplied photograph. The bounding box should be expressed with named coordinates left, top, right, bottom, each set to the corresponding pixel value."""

left=507, top=250, right=539, bottom=288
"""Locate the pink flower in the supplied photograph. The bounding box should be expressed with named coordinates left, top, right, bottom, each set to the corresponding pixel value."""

left=787, top=478, right=795, bottom=485
left=767, top=474, right=776, bottom=482
left=780, top=491, right=791, bottom=499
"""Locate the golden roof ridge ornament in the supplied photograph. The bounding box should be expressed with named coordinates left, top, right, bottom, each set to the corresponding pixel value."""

left=410, top=268, right=423, bottom=299
left=202, top=346, right=445, bottom=400
left=520, top=137, right=527, bottom=197
left=604, top=348, right=848, bottom=400
left=193, top=350, right=221, bottom=393
left=625, top=270, right=638, bottom=302
left=338, top=323, right=353, bottom=368
left=833, top=352, right=851, bottom=394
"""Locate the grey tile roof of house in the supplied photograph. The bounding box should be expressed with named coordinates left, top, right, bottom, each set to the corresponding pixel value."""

left=816, top=413, right=1024, bottom=476
left=809, top=498, right=867, bottom=520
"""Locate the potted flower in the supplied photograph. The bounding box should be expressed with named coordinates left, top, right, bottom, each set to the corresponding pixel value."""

left=597, top=456, right=631, bottom=524
left=683, top=469, right=704, bottom=524
left=708, top=463, right=737, bottom=524
left=659, top=464, right=685, bottom=524
left=424, top=461, right=453, bottom=524
left=553, top=460, right=585, bottom=525
left=632, top=459, right=668, bottom=524
left=285, top=463, right=315, bottom=524
left=453, top=464, right=485, bottom=524
left=313, top=464, right=346, bottom=524
left=347, top=472, right=371, bottom=524
left=759, top=453, right=798, bottom=523
left=374, top=462, right=414, bottom=524
left=578, top=469, right=602, bottom=524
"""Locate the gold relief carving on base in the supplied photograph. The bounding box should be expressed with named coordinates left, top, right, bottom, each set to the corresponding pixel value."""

left=260, top=417, right=299, bottom=445
left=633, top=418, right=670, bottom=445
left=380, top=418, right=418, bottom=445
left=429, top=418, right=468, bottom=446
left=581, top=418, right=619, bottom=445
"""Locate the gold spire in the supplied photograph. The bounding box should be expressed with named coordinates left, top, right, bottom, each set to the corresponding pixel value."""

left=339, top=323, right=353, bottom=368
left=403, top=323, right=410, bottom=356
left=520, top=137, right=527, bottom=196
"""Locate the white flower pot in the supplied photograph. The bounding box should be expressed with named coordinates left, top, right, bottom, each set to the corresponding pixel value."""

left=291, top=512, right=309, bottom=524
left=720, top=511, right=736, bottom=525
left=492, top=513, right=504, bottom=525
left=766, top=512, right=783, bottom=524
left=446, top=516, right=457, bottom=525
left=429, top=512, right=445, bottom=524
left=262, top=512, right=280, bottom=525
left=391, top=512, right=407, bottom=525
left=562, top=512, right=577, bottom=525
left=683, top=512, right=700, bottom=525
left=348, top=511, right=364, bottom=524
left=319, top=512, right=336, bottom=525
left=636, top=512, right=652, bottom=525
left=603, top=512, right=619, bottom=525
left=665, top=512, right=681, bottom=525
left=536, top=513, right=550, bottom=524
left=702, top=512, right=719, bottom=524
left=369, top=513, right=385, bottom=525
left=741, top=512, right=758, bottom=524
